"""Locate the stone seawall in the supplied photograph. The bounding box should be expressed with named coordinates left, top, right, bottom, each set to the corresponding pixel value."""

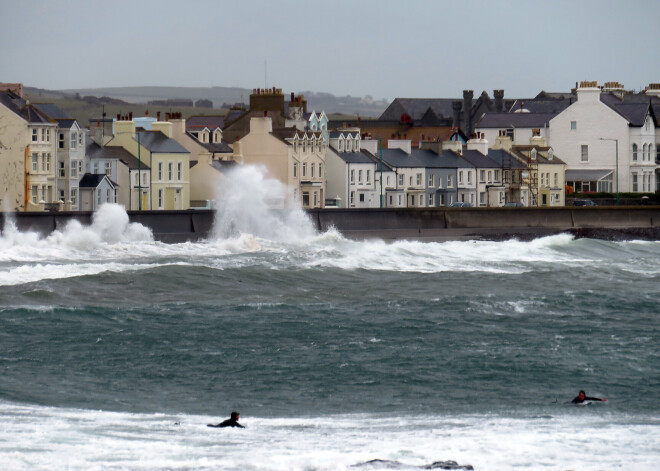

left=0, top=210, right=216, bottom=243
left=307, top=206, right=660, bottom=241
left=1, top=207, right=659, bottom=243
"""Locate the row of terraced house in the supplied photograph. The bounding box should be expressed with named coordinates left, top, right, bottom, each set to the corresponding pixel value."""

left=1, top=81, right=659, bottom=212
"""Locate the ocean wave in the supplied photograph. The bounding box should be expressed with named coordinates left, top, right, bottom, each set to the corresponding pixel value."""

left=0, top=402, right=658, bottom=471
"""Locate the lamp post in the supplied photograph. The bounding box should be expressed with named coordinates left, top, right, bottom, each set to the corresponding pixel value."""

left=379, top=138, right=383, bottom=208
left=599, top=138, right=619, bottom=205
left=137, top=131, right=142, bottom=210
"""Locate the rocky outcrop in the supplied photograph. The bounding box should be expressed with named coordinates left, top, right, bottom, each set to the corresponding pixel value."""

left=352, top=459, right=474, bottom=470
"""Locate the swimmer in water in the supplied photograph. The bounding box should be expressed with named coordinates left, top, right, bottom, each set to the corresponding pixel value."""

left=208, top=411, right=245, bottom=428
left=571, top=390, right=607, bottom=404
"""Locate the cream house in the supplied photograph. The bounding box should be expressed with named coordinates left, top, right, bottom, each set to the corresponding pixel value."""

left=236, top=117, right=326, bottom=208
left=169, top=113, right=233, bottom=205
left=0, top=87, right=59, bottom=211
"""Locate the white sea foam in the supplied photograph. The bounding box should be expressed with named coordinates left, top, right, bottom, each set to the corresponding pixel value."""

left=1, top=402, right=658, bottom=471
left=212, top=165, right=316, bottom=243
left=2, top=186, right=659, bottom=283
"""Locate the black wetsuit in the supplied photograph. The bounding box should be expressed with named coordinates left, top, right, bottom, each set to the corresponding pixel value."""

left=571, top=395, right=604, bottom=404
left=208, top=418, right=244, bottom=428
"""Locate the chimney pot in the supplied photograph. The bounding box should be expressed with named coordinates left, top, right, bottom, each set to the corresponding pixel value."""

left=157, top=111, right=161, bottom=121
left=129, top=112, right=133, bottom=120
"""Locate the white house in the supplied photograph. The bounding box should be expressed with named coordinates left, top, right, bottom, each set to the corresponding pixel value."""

left=549, top=81, right=658, bottom=193
left=326, top=130, right=389, bottom=208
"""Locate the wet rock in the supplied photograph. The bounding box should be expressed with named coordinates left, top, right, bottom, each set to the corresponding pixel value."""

left=351, top=459, right=474, bottom=470
left=425, top=461, right=474, bottom=470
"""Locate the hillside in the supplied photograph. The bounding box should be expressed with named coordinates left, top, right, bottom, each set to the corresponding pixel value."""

left=58, top=86, right=388, bottom=117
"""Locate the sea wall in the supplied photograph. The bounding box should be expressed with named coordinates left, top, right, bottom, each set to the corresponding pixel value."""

left=307, top=207, right=660, bottom=241
left=0, top=210, right=216, bottom=243
left=1, top=207, right=659, bottom=242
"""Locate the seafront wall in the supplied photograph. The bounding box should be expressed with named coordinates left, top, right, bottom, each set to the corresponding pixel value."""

left=307, top=207, right=660, bottom=241
left=0, top=210, right=216, bottom=243
left=1, top=207, right=659, bottom=242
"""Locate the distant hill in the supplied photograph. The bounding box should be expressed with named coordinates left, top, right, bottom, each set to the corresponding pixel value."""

left=58, top=86, right=388, bottom=117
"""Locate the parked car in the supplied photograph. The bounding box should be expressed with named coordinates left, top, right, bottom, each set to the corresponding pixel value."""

left=448, top=202, right=472, bottom=208
left=503, top=202, right=524, bottom=207
left=573, top=199, right=596, bottom=206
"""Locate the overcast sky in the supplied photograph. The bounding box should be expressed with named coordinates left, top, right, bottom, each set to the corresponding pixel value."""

left=2, top=0, right=658, bottom=100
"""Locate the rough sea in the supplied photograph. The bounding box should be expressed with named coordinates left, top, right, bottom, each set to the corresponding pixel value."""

left=1, top=168, right=659, bottom=470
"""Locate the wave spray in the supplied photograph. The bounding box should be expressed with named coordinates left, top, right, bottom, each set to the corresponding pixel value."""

left=212, top=165, right=317, bottom=242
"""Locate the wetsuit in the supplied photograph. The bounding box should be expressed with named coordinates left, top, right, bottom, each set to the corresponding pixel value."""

left=571, top=395, right=605, bottom=404
left=208, top=418, right=244, bottom=428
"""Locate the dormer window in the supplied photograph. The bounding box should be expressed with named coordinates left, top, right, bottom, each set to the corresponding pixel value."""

left=338, top=140, right=343, bottom=152
left=531, top=148, right=537, bottom=160
left=548, top=149, right=553, bottom=160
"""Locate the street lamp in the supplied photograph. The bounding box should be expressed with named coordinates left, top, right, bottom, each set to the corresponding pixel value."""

left=379, top=138, right=383, bottom=208
left=599, top=138, right=619, bottom=205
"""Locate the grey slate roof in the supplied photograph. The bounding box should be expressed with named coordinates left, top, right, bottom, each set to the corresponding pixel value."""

left=565, top=169, right=613, bottom=181
left=361, top=149, right=395, bottom=171
left=0, top=90, right=51, bottom=123
left=86, top=141, right=150, bottom=170
left=461, top=149, right=501, bottom=168
left=185, top=132, right=233, bottom=153
left=379, top=98, right=458, bottom=121
left=79, top=173, right=118, bottom=188
left=136, top=130, right=189, bottom=153
left=332, top=150, right=377, bottom=165
left=55, top=118, right=77, bottom=129
left=380, top=148, right=473, bottom=170
left=186, top=115, right=225, bottom=129
left=600, top=96, right=652, bottom=126
left=511, top=146, right=566, bottom=165
left=476, top=112, right=556, bottom=128
left=485, top=149, right=527, bottom=169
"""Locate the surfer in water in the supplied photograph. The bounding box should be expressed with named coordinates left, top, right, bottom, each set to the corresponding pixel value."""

left=571, top=390, right=607, bottom=404
left=208, top=411, right=245, bottom=428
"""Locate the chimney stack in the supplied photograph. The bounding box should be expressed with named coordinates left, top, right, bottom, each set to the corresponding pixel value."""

left=452, top=100, right=462, bottom=129
left=463, top=90, right=474, bottom=136
left=494, top=89, right=504, bottom=112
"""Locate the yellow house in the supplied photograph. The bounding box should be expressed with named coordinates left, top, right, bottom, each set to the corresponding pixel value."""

left=107, top=119, right=191, bottom=210
left=512, top=135, right=566, bottom=207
